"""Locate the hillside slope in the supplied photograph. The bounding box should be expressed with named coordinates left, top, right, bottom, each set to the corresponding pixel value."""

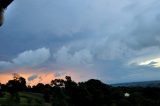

left=112, top=80, right=160, bottom=87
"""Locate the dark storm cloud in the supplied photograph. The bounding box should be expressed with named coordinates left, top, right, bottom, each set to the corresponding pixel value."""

left=125, top=1, right=160, bottom=50
left=1, top=0, right=160, bottom=83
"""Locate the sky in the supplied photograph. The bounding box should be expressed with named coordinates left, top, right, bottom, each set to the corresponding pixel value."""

left=1, top=0, right=160, bottom=84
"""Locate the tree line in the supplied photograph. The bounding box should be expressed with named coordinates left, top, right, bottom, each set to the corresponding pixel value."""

left=1, top=74, right=160, bottom=106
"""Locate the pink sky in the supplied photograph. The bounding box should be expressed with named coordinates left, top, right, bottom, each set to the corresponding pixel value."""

left=0, top=68, right=94, bottom=86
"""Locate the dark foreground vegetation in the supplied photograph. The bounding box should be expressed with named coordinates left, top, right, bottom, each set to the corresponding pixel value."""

left=1, top=74, right=160, bottom=106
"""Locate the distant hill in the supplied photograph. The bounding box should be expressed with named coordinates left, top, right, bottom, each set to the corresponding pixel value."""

left=111, top=80, right=160, bottom=87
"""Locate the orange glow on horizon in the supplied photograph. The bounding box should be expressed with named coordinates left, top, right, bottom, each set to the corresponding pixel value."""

left=0, top=68, right=92, bottom=86
left=0, top=69, right=95, bottom=86
left=0, top=71, right=61, bottom=86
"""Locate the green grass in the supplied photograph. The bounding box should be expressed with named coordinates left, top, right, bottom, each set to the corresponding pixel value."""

left=0, top=92, right=52, bottom=106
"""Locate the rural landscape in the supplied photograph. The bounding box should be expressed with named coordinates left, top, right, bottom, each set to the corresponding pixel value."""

left=0, top=74, right=160, bottom=106
left=1, top=0, right=160, bottom=106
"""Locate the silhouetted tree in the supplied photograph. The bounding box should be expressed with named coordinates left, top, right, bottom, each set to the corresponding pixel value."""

left=6, top=77, right=26, bottom=92
left=51, top=79, right=65, bottom=88
left=84, top=79, right=112, bottom=106
left=2, top=75, right=160, bottom=106
left=32, top=83, right=45, bottom=93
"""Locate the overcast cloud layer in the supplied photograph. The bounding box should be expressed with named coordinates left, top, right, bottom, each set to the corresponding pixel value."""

left=1, top=0, right=160, bottom=83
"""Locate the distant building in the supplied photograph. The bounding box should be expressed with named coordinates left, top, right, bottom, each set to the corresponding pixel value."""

left=124, top=92, right=130, bottom=97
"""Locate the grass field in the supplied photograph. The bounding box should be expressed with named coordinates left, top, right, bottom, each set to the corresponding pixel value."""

left=0, top=92, right=52, bottom=106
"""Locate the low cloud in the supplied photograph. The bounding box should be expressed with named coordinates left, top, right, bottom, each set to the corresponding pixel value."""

left=0, top=48, right=50, bottom=71
left=54, top=46, right=93, bottom=67
left=28, top=75, right=38, bottom=81
left=13, top=48, right=50, bottom=67
left=54, top=72, right=66, bottom=78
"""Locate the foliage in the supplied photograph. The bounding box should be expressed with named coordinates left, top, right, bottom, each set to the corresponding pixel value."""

left=1, top=75, right=160, bottom=106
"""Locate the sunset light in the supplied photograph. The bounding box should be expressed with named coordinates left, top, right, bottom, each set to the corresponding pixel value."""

left=139, top=58, right=160, bottom=68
